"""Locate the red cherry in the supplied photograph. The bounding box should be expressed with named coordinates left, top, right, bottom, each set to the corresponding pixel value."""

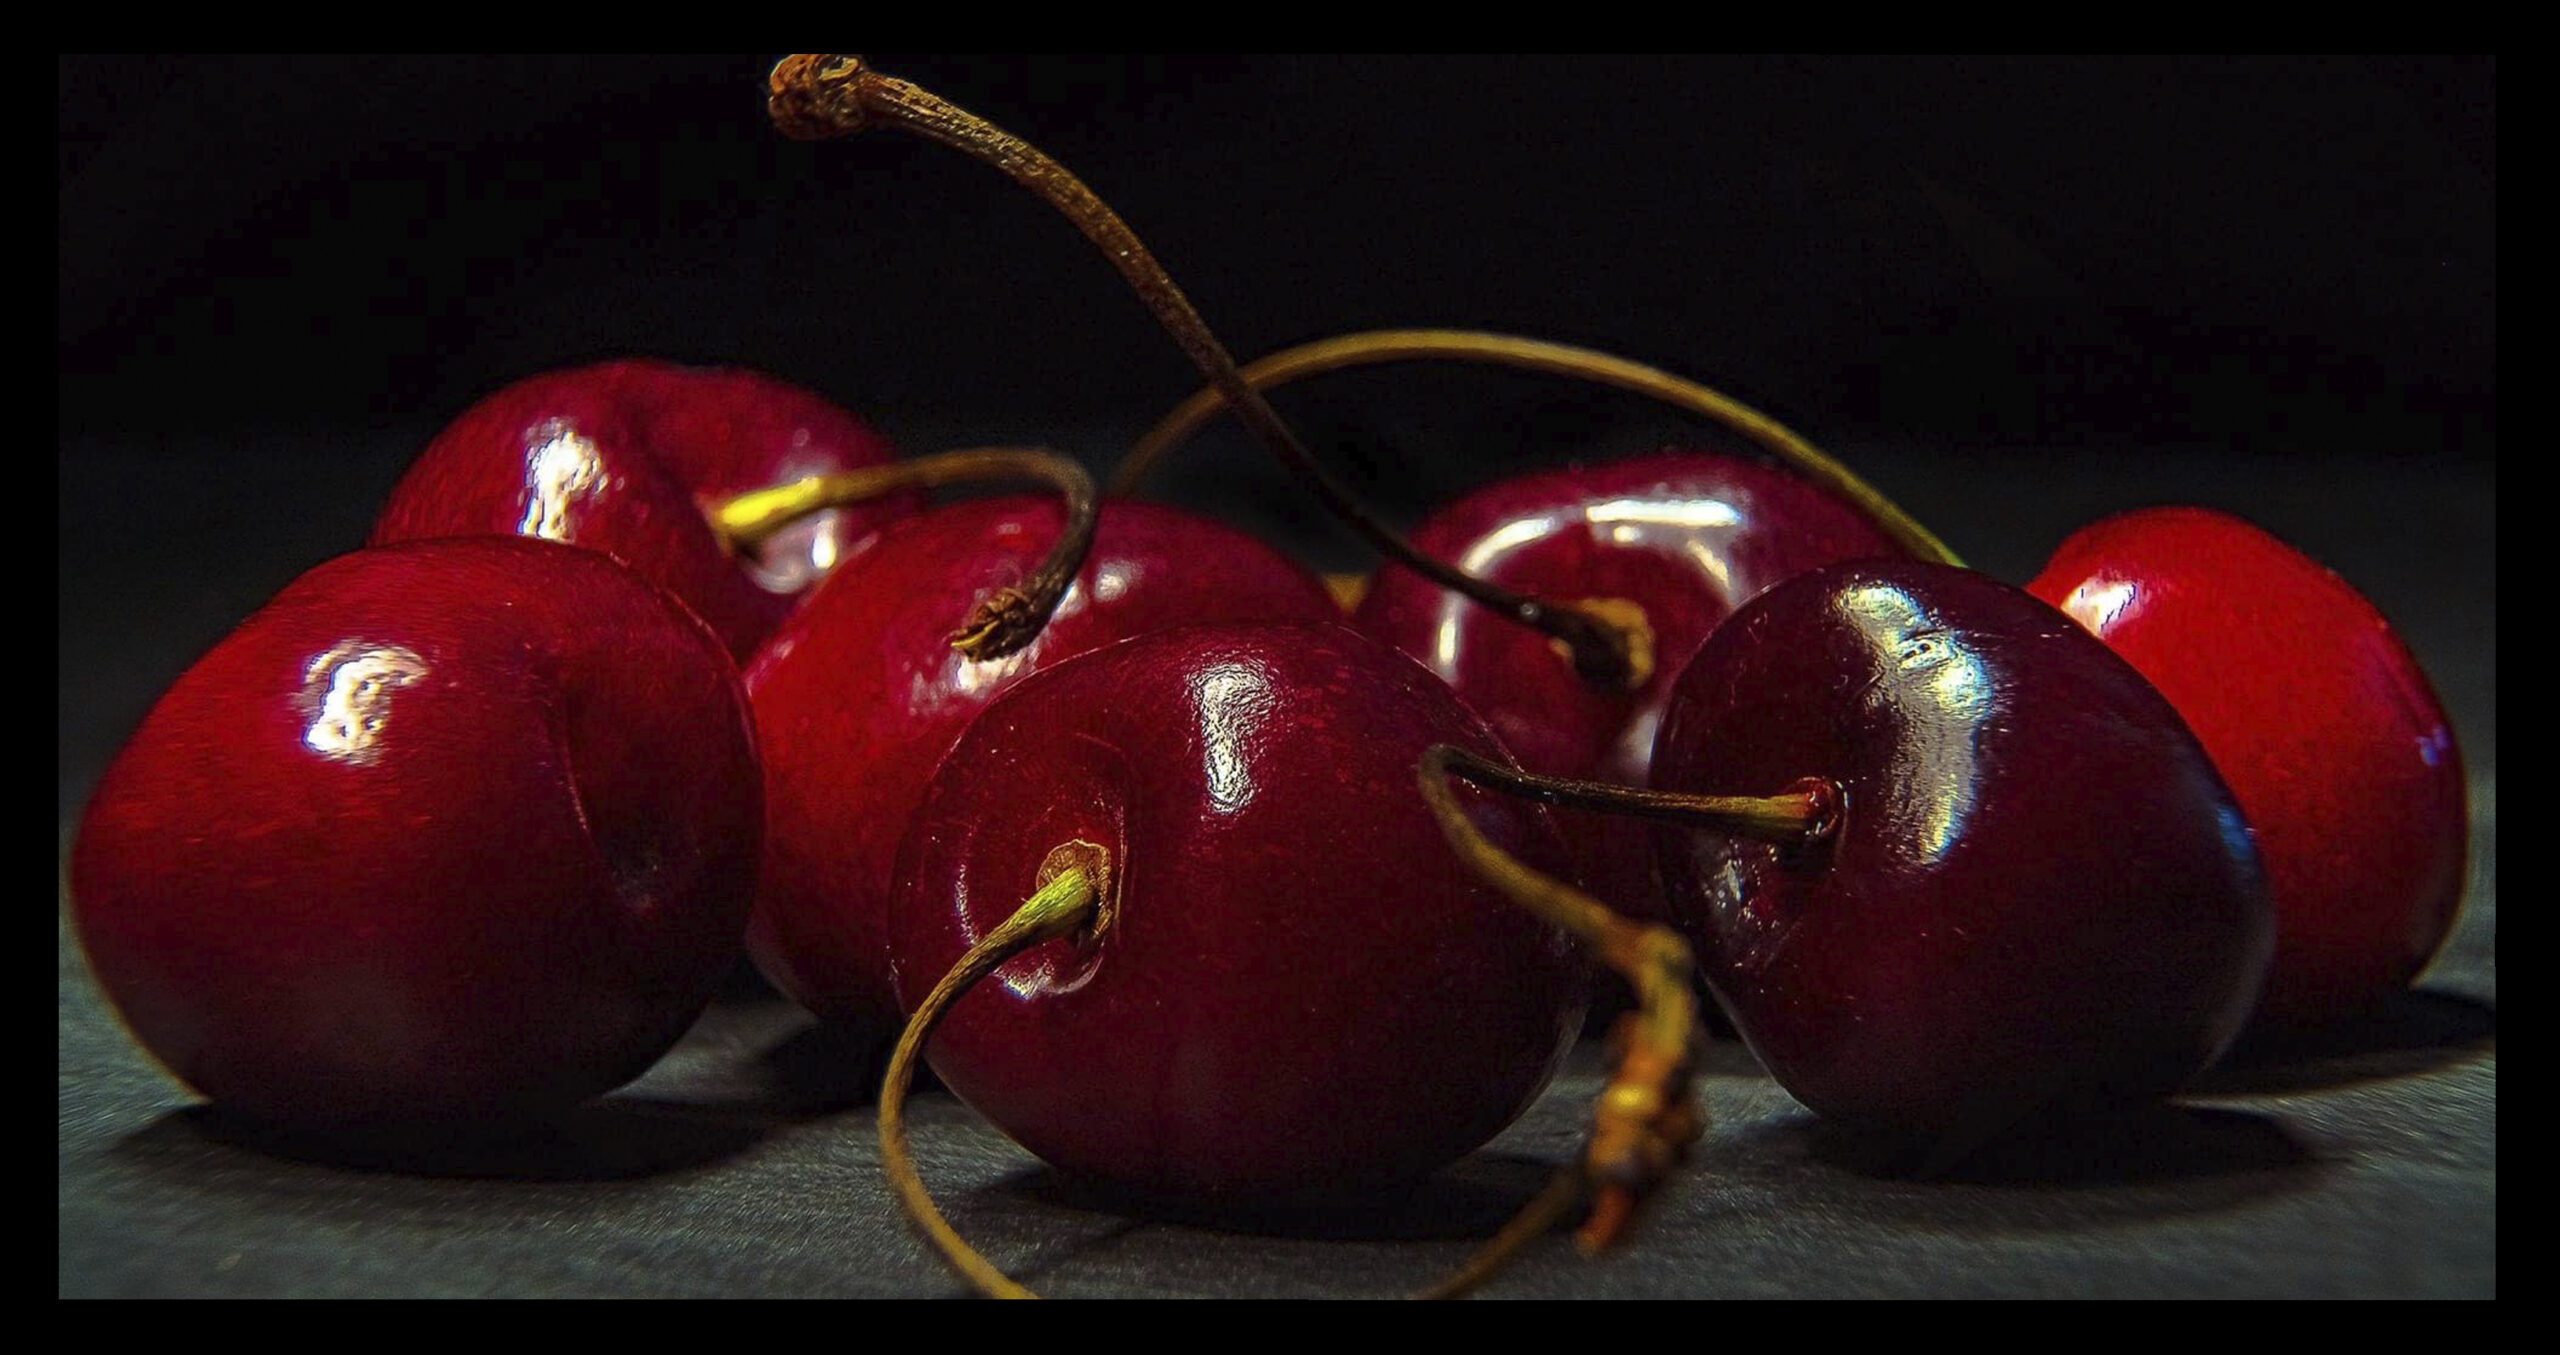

left=887, top=623, right=1585, bottom=1204
left=745, top=496, right=1340, bottom=1026
left=371, top=359, right=915, bottom=659
left=1653, top=560, right=2273, bottom=1140
left=1355, top=451, right=1904, bottom=917
left=2027, top=507, right=2467, bottom=1032
left=70, top=538, right=763, bottom=1127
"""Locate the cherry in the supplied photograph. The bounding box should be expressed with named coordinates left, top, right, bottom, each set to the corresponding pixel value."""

left=1356, top=451, right=1904, bottom=917
left=2027, top=507, right=2467, bottom=1032
left=745, top=496, right=1339, bottom=1027
left=70, top=537, right=762, bottom=1127
left=1649, top=559, right=2273, bottom=1141
left=372, top=358, right=915, bottom=659
left=885, top=622, right=1585, bottom=1205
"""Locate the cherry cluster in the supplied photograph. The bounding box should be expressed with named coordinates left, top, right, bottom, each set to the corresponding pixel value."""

left=68, top=56, right=2468, bottom=1293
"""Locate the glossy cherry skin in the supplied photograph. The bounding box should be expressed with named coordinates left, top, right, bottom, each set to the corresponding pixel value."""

left=1355, top=451, right=1904, bottom=919
left=372, top=359, right=914, bottom=659
left=1653, top=560, right=2274, bottom=1140
left=70, top=538, right=763, bottom=1127
left=2028, top=508, right=2467, bottom=1032
left=745, top=497, right=1340, bottom=1027
left=888, top=623, right=1586, bottom=1205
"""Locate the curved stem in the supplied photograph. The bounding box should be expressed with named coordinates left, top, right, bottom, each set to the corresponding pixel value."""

left=1413, top=1169, right=1589, bottom=1300
left=1115, top=327, right=1962, bottom=568
left=877, top=850, right=1106, bottom=1301
left=1416, top=744, right=1708, bottom=1257
left=713, top=445, right=1098, bottom=660
left=875, top=807, right=1685, bottom=1299
left=765, top=55, right=1645, bottom=690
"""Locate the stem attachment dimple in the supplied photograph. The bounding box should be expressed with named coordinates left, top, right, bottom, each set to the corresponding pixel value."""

left=763, top=55, right=1650, bottom=691
left=877, top=843, right=1108, bottom=1301
left=1415, top=743, right=1708, bottom=1264
left=1113, top=327, right=1963, bottom=568
left=710, top=445, right=1099, bottom=661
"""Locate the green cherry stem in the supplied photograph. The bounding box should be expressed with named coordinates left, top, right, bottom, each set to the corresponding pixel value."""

left=1416, top=743, right=1722, bottom=1257
left=877, top=841, right=1109, bottom=1300
left=1413, top=744, right=1846, bottom=1248
left=765, top=54, right=1646, bottom=690
left=712, top=445, right=1098, bottom=660
left=874, top=826, right=1660, bottom=1299
left=1432, top=742, right=1842, bottom=846
left=1114, top=327, right=1964, bottom=568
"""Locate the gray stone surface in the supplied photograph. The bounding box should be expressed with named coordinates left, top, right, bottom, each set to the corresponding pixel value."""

left=56, top=783, right=2494, bottom=1299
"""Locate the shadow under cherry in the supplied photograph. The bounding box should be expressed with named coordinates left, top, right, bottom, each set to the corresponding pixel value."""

left=970, top=1150, right=1560, bottom=1245
left=1716, top=1099, right=2324, bottom=1232
left=2191, top=988, right=2496, bottom=1096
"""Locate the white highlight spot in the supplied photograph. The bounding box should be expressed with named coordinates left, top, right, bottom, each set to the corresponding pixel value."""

left=302, top=642, right=429, bottom=764
left=2060, top=577, right=2140, bottom=635
left=1585, top=497, right=1740, bottom=529
left=518, top=420, right=604, bottom=541
left=1192, top=662, right=1274, bottom=815
left=1434, top=513, right=1567, bottom=674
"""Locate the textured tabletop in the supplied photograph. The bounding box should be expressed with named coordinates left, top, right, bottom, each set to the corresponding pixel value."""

left=57, top=895, right=2495, bottom=1300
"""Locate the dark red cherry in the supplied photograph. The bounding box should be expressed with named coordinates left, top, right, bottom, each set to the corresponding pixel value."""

left=70, top=538, right=763, bottom=1127
left=888, top=623, right=1585, bottom=1204
left=1354, top=451, right=1903, bottom=917
left=745, top=496, right=1339, bottom=1027
left=2027, top=507, right=2466, bottom=1032
left=1652, top=560, right=2273, bottom=1140
left=372, top=359, right=915, bottom=659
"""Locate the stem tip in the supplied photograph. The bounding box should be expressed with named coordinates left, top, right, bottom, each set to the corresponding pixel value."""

left=769, top=53, right=870, bottom=140
left=949, top=587, right=1041, bottom=661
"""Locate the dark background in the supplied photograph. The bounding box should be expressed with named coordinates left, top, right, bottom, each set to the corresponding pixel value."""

left=57, top=54, right=2498, bottom=809
left=58, top=54, right=2494, bottom=458
left=58, top=55, right=2495, bottom=1297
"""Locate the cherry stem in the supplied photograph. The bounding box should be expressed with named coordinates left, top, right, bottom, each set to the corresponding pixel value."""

left=875, top=826, right=1653, bottom=1299
left=1416, top=744, right=1707, bottom=1258
left=877, top=844, right=1107, bottom=1301
left=1113, top=328, right=1964, bottom=568
left=1437, top=743, right=1841, bottom=847
left=1416, top=1169, right=1590, bottom=1300
left=712, top=445, right=1098, bottom=660
left=766, top=55, right=1646, bottom=690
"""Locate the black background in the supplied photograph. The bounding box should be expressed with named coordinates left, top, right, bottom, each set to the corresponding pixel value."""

left=57, top=54, right=2498, bottom=810
left=60, top=54, right=2492, bottom=457
left=57, top=56, right=2496, bottom=1298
